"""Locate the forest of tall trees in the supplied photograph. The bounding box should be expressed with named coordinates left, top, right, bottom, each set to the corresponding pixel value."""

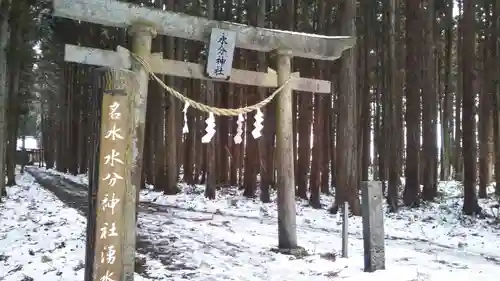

left=0, top=0, right=499, bottom=216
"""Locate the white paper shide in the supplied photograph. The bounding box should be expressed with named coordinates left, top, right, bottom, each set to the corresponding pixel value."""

left=182, top=102, right=190, bottom=134
left=233, top=114, right=245, bottom=144
left=251, top=109, right=264, bottom=139
left=201, top=112, right=216, bottom=143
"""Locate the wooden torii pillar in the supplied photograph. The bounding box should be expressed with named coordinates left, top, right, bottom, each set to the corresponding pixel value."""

left=52, top=0, right=355, bottom=280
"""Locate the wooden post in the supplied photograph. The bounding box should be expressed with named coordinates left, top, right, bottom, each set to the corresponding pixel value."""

left=93, top=69, right=133, bottom=281
left=122, top=22, right=156, bottom=281
left=275, top=54, right=297, bottom=250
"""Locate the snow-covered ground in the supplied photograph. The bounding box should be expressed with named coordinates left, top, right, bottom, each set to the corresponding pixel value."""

left=3, top=168, right=500, bottom=280
left=138, top=182, right=500, bottom=281
left=0, top=172, right=158, bottom=281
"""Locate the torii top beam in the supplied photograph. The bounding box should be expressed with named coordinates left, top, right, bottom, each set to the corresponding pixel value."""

left=53, top=0, right=355, bottom=61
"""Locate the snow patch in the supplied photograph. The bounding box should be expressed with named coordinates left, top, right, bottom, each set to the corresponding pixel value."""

left=0, top=172, right=162, bottom=281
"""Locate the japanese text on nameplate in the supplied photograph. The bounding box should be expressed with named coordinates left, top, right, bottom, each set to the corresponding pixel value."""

left=100, top=245, right=117, bottom=265
left=100, top=222, right=118, bottom=239
left=104, top=149, right=124, bottom=167
left=108, top=101, right=121, bottom=120
left=104, top=124, right=124, bottom=140
left=102, top=172, right=123, bottom=187
left=99, top=270, right=115, bottom=281
left=101, top=193, right=120, bottom=215
left=206, top=28, right=236, bottom=79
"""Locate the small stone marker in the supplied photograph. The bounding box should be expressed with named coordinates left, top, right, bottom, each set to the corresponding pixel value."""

left=341, top=201, right=349, bottom=258
left=206, top=28, right=236, bottom=79
left=361, top=181, right=385, bottom=272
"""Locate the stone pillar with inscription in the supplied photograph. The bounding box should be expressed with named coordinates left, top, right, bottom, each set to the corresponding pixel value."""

left=361, top=181, right=385, bottom=272
left=93, top=69, right=134, bottom=281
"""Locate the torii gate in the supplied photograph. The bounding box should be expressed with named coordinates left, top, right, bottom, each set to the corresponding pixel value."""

left=51, top=0, right=355, bottom=280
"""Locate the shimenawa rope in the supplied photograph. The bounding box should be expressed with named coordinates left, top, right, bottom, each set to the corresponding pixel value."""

left=130, top=53, right=291, bottom=116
